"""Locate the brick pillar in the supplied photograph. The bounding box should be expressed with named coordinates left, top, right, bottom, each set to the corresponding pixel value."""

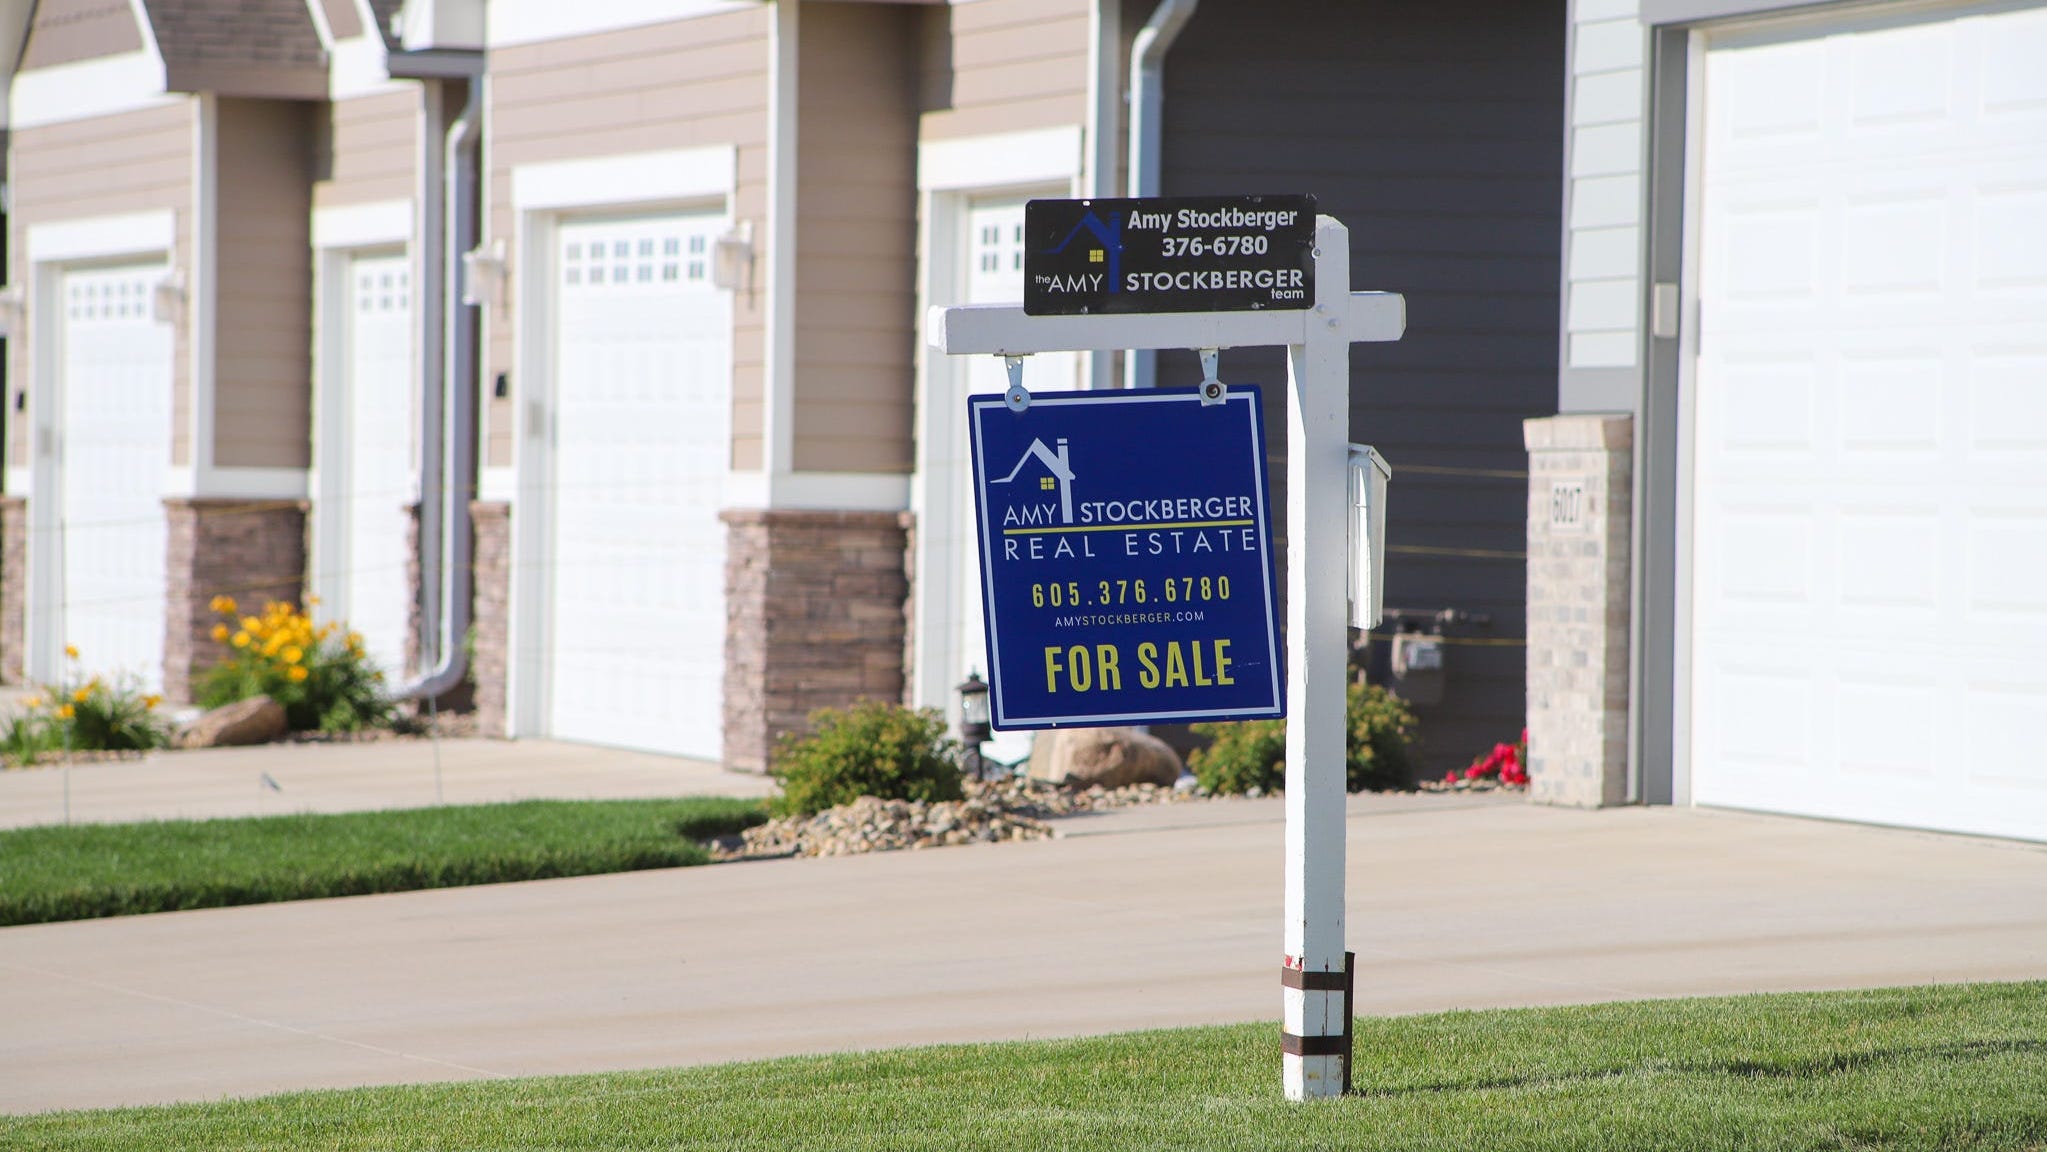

left=0, top=497, right=25, bottom=685
left=721, top=508, right=910, bottom=774
left=898, top=509, right=918, bottom=708
left=469, top=501, right=511, bottom=737
left=163, top=499, right=309, bottom=705
left=1524, top=414, right=1632, bottom=808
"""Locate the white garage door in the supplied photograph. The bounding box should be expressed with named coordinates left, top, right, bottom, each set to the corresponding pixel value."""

left=342, top=253, right=415, bottom=677
left=549, top=213, right=730, bottom=758
left=59, top=264, right=172, bottom=691
left=1689, top=7, right=2047, bottom=841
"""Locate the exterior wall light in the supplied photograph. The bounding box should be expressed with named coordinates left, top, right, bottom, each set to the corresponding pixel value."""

left=712, top=220, right=753, bottom=291
left=152, top=270, right=186, bottom=324
left=462, top=238, right=507, bottom=308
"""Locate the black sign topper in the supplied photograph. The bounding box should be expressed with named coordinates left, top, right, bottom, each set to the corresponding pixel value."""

left=1023, top=195, right=1316, bottom=317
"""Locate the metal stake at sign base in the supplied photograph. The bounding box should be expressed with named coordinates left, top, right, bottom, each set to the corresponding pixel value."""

left=928, top=215, right=1404, bottom=1101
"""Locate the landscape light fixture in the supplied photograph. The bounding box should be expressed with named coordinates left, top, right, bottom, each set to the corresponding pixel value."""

left=956, top=670, right=991, bottom=779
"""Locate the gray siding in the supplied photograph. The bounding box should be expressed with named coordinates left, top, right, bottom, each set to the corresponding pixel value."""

left=1157, top=0, right=1566, bottom=776
left=213, top=98, right=316, bottom=470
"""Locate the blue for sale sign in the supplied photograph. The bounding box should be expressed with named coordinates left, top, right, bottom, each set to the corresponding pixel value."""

left=969, top=386, right=1285, bottom=731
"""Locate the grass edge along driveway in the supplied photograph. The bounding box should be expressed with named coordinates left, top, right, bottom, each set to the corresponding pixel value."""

left=0, top=796, right=768, bottom=926
left=5, top=981, right=2045, bottom=1150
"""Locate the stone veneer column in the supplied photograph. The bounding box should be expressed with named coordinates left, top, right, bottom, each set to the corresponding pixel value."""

left=1524, top=414, right=1633, bottom=807
left=721, top=508, right=910, bottom=775
left=468, top=501, right=511, bottom=736
left=163, top=499, right=309, bottom=705
left=1, top=497, right=25, bottom=684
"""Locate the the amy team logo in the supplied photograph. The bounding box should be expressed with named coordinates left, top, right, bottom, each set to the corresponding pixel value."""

left=1036, top=210, right=1124, bottom=297
left=991, top=437, right=1076, bottom=526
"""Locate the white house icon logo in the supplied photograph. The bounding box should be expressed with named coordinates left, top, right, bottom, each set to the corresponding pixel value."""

left=991, top=437, right=1075, bottom=524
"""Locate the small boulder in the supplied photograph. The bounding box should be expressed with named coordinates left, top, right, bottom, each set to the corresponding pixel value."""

left=180, top=696, right=288, bottom=749
left=1027, top=727, right=1183, bottom=791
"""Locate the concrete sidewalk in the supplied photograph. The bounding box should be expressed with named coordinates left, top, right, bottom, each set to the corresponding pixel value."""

left=3, top=793, right=2044, bottom=1114
left=0, top=738, right=776, bottom=829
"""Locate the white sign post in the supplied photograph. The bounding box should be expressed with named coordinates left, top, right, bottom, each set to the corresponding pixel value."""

left=928, top=215, right=1404, bottom=1099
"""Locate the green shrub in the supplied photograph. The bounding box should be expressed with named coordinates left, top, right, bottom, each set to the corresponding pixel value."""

left=196, top=596, right=392, bottom=733
left=770, top=701, right=964, bottom=818
left=1187, top=682, right=1419, bottom=794
left=1, top=648, right=172, bottom=763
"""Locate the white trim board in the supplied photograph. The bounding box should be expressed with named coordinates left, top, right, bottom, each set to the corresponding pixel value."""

left=163, top=467, right=310, bottom=500
left=722, top=471, right=910, bottom=513
left=485, top=0, right=754, bottom=48
left=511, top=146, right=736, bottom=212
left=313, top=200, right=414, bottom=250
left=919, top=126, right=1085, bottom=192
left=8, top=50, right=174, bottom=130
left=27, top=211, right=176, bottom=263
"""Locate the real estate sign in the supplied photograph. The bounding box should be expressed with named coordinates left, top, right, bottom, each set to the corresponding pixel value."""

left=968, top=386, right=1284, bottom=730
left=1023, top=195, right=1317, bottom=316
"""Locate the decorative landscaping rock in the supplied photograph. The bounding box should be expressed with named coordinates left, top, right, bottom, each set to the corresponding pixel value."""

left=1025, top=726, right=1183, bottom=791
left=712, top=776, right=1211, bottom=861
left=180, top=696, right=288, bottom=749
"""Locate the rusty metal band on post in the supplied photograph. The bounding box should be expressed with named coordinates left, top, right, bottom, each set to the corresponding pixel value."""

left=1279, top=966, right=1347, bottom=991
left=1279, top=1032, right=1349, bottom=1056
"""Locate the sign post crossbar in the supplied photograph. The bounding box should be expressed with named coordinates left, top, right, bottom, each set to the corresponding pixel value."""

left=930, top=215, right=1405, bottom=1100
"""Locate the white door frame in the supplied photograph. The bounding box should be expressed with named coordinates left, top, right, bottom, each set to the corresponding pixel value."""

left=23, top=211, right=178, bottom=684
left=908, top=126, right=1086, bottom=722
left=505, top=146, right=737, bottom=740
left=309, top=200, right=416, bottom=627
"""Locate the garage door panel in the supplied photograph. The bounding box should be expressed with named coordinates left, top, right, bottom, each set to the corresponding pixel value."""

left=60, top=265, right=171, bottom=690
left=1692, top=5, right=2047, bottom=841
left=549, top=213, right=729, bottom=760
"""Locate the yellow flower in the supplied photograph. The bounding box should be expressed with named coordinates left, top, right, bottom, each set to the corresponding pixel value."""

left=21, top=696, right=41, bottom=710
left=263, top=634, right=285, bottom=658
left=72, top=687, right=91, bottom=704
left=241, top=617, right=262, bottom=634
left=232, top=631, right=251, bottom=649
left=282, top=645, right=304, bottom=665
left=143, top=694, right=162, bottom=709
left=210, top=595, right=237, bottom=615
left=286, top=665, right=309, bottom=683
left=64, top=645, right=78, bottom=660
left=306, top=595, right=321, bottom=607
left=211, top=623, right=230, bottom=643
left=55, top=704, right=74, bottom=720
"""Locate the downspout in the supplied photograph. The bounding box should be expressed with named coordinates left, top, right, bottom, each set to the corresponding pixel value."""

left=1123, top=0, right=1197, bottom=391
left=396, top=72, right=481, bottom=701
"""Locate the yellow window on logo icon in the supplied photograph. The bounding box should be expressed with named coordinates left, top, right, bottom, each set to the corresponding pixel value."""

left=1040, top=476, right=1056, bottom=490
left=1089, top=249, right=1104, bottom=263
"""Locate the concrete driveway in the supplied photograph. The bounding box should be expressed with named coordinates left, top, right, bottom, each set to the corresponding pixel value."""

left=0, top=738, right=775, bottom=830
left=4, top=792, right=2045, bottom=1114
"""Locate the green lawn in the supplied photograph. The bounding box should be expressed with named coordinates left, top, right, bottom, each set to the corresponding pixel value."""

left=0, top=797, right=767, bottom=926
left=5, top=982, right=2044, bottom=1150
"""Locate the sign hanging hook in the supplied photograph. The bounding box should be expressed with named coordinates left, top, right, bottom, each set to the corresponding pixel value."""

left=1003, top=354, right=1031, bottom=412
left=1197, top=347, right=1226, bottom=406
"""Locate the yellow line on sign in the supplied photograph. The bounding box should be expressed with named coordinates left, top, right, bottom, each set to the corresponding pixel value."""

left=1001, top=519, right=1255, bottom=536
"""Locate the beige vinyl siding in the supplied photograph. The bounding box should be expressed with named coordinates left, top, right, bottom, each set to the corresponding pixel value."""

left=319, top=0, right=364, bottom=40
left=314, top=89, right=419, bottom=211
left=213, top=98, right=315, bottom=470
left=485, top=5, right=772, bottom=471
left=7, top=101, right=195, bottom=471
left=19, top=0, right=146, bottom=70
left=920, top=0, right=1091, bottom=141
left=792, top=2, right=916, bottom=475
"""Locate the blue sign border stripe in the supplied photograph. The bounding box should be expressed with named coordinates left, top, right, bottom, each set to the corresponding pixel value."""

left=969, top=388, right=1284, bottom=730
